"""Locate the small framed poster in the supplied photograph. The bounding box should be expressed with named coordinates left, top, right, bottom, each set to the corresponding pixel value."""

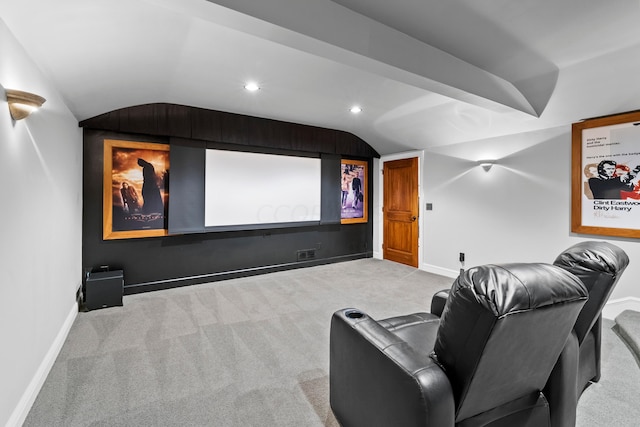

left=340, top=159, right=368, bottom=224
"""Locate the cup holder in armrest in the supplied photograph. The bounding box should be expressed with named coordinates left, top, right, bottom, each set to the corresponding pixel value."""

left=345, top=309, right=365, bottom=319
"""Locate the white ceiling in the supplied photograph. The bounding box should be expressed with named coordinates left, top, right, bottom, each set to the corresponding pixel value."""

left=2, top=0, right=640, bottom=157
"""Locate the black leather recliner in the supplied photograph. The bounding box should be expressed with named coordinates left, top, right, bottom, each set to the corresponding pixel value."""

left=330, top=263, right=588, bottom=427
left=428, top=241, right=629, bottom=427
left=544, top=241, right=629, bottom=427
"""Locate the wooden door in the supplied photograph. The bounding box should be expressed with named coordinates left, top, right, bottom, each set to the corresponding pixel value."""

left=383, top=157, right=419, bottom=267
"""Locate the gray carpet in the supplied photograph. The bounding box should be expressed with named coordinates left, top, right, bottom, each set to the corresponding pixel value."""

left=614, top=310, right=640, bottom=366
left=576, top=317, right=640, bottom=426
left=23, top=259, right=640, bottom=426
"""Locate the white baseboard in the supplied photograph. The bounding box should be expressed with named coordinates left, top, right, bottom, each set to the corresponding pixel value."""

left=371, top=256, right=457, bottom=279
left=421, top=263, right=459, bottom=279
left=603, top=297, right=640, bottom=320
left=6, top=300, right=78, bottom=427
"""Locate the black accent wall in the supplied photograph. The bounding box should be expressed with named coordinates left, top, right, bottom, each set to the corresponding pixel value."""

left=82, top=104, right=378, bottom=294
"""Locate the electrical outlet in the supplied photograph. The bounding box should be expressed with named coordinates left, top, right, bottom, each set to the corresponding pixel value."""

left=459, top=252, right=465, bottom=263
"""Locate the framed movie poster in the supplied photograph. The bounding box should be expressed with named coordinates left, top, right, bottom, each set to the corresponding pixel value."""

left=341, top=159, right=368, bottom=224
left=103, top=139, right=170, bottom=240
left=572, top=110, right=640, bottom=238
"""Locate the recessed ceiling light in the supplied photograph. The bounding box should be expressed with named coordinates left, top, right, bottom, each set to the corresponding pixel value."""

left=350, top=106, right=362, bottom=114
left=244, top=82, right=260, bottom=92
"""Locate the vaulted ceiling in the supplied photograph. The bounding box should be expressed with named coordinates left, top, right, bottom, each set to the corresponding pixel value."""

left=2, top=0, right=640, bottom=157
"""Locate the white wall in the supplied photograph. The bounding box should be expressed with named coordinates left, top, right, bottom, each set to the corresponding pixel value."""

left=372, top=38, right=640, bottom=318
left=418, top=128, right=640, bottom=315
left=0, top=19, right=82, bottom=427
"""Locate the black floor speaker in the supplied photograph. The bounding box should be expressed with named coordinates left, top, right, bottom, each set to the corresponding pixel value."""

left=85, top=270, right=123, bottom=310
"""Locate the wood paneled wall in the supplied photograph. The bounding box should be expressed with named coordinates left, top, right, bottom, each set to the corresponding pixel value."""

left=80, top=103, right=379, bottom=157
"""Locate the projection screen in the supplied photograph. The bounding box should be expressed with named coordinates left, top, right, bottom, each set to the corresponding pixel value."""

left=204, top=149, right=321, bottom=227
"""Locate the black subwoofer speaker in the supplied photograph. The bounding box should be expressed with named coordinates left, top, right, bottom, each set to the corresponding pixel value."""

left=85, top=270, right=123, bottom=310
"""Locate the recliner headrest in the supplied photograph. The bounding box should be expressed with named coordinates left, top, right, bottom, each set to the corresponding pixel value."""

left=553, top=241, right=629, bottom=278
left=460, top=263, right=588, bottom=317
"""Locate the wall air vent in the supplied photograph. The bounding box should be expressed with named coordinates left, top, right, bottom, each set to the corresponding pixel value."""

left=297, top=249, right=317, bottom=261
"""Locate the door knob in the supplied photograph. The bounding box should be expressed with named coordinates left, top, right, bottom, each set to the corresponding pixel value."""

left=411, top=216, right=417, bottom=221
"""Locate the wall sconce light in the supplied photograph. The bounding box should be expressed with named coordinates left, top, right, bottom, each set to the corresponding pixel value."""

left=478, top=160, right=495, bottom=172
left=5, top=89, right=46, bottom=120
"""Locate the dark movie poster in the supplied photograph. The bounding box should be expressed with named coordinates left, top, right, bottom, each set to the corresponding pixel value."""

left=103, top=140, right=170, bottom=239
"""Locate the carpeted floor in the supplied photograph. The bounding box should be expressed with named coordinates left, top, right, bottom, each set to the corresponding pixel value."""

left=23, top=259, right=640, bottom=426
left=576, top=318, right=640, bottom=426
left=614, top=310, right=640, bottom=365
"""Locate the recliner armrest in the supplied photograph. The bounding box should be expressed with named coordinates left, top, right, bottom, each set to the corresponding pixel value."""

left=330, top=308, right=455, bottom=427
left=430, top=289, right=450, bottom=317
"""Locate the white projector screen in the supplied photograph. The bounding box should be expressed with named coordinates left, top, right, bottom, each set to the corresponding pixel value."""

left=205, top=149, right=321, bottom=227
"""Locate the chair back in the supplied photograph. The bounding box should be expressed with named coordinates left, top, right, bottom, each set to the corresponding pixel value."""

left=434, top=263, right=588, bottom=422
left=553, top=241, right=629, bottom=344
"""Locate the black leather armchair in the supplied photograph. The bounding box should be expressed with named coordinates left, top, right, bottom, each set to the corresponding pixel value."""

left=330, top=263, right=588, bottom=427
left=427, top=241, right=629, bottom=427
left=544, top=241, right=629, bottom=427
